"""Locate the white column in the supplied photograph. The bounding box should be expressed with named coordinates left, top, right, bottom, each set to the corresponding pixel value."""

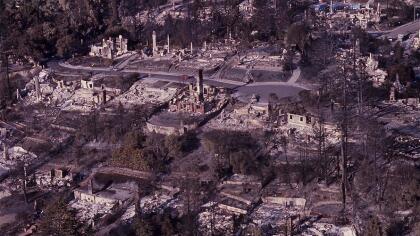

left=167, top=34, right=170, bottom=53
left=190, top=42, right=193, bottom=54
left=152, top=31, right=157, bottom=56
left=3, top=143, right=8, bottom=160
left=330, top=0, right=333, bottom=14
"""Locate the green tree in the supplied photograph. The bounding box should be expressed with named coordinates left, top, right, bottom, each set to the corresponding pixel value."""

left=365, top=216, right=383, bottom=236
left=38, top=199, right=81, bottom=236
left=132, top=217, right=155, bottom=236
left=165, top=132, right=199, bottom=158
left=160, top=214, right=175, bottom=236
left=56, top=35, right=79, bottom=58
left=286, top=23, right=310, bottom=57
left=252, top=0, right=277, bottom=41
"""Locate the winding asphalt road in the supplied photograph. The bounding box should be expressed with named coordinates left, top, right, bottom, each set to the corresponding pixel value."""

left=48, top=51, right=307, bottom=100
left=368, top=19, right=420, bottom=39
left=49, top=60, right=244, bottom=89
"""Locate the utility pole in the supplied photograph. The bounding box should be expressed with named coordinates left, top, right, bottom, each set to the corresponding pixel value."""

left=415, top=6, right=420, bottom=21
left=353, top=38, right=363, bottom=116
left=340, top=73, right=348, bottom=213
left=337, top=51, right=349, bottom=215
left=22, top=164, right=28, bottom=204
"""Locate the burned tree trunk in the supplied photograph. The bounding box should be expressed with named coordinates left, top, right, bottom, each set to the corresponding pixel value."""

left=1, top=53, right=12, bottom=101
left=340, top=67, right=349, bottom=213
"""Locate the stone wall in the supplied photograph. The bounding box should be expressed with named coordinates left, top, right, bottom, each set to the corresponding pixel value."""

left=147, top=122, right=178, bottom=135
left=218, top=204, right=248, bottom=215
left=74, top=189, right=118, bottom=206
left=262, top=197, right=306, bottom=208
left=220, top=191, right=252, bottom=205
left=287, top=113, right=314, bottom=129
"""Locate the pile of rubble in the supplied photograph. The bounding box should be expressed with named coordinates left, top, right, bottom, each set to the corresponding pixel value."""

left=198, top=202, right=235, bottom=236
left=0, top=146, right=37, bottom=172
left=139, top=190, right=180, bottom=214
left=23, top=69, right=53, bottom=105
left=365, top=54, right=387, bottom=87
left=392, top=135, right=420, bottom=160
left=120, top=204, right=136, bottom=222
left=111, top=79, right=183, bottom=108
left=35, top=168, right=73, bottom=189
left=168, top=69, right=229, bottom=115
left=206, top=101, right=268, bottom=131
left=237, top=50, right=286, bottom=71
left=301, top=223, right=356, bottom=236
left=250, top=197, right=306, bottom=233
left=70, top=199, right=114, bottom=223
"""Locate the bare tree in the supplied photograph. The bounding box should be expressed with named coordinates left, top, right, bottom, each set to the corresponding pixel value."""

left=335, top=50, right=353, bottom=213
left=313, top=95, right=329, bottom=182
left=10, top=160, right=29, bottom=204
left=280, top=135, right=293, bottom=188
left=180, top=175, right=201, bottom=236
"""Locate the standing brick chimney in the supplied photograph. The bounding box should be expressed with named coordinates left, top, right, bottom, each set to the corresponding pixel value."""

left=88, top=179, right=93, bottom=194
left=197, top=69, right=204, bottom=101
left=102, top=89, right=107, bottom=104
left=3, top=143, right=8, bottom=160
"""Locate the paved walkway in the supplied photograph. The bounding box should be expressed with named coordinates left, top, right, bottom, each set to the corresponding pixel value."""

left=249, top=79, right=309, bottom=90
left=364, top=19, right=420, bottom=38
left=114, top=53, right=138, bottom=70
left=311, top=200, right=342, bottom=209
left=287, top=67, right=301, bottom=84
